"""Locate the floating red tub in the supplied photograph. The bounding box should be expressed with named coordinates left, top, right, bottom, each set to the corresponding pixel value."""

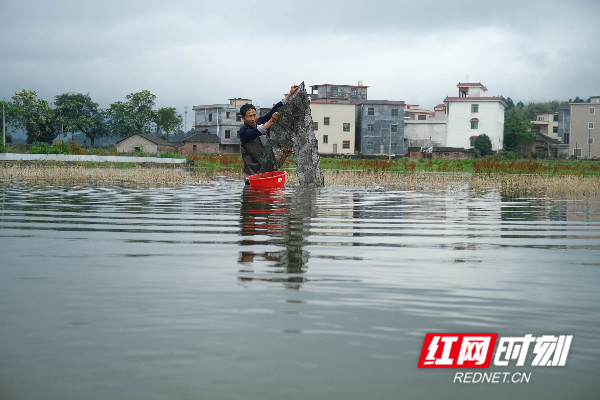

left=247, top=171, right=287, bottom=188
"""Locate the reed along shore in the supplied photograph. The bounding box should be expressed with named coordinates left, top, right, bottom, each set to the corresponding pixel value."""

left=1, top=162, right=599, bottom=197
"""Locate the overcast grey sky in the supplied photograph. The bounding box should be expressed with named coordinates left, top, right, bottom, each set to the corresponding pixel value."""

left=2, top=0, right=599, bottom=127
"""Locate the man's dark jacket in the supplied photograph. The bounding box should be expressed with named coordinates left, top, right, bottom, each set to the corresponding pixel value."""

left=239, top=101, right=283, bottom=179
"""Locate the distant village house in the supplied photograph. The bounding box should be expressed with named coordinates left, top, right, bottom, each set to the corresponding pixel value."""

left=116, top=133, right=179, bottom=154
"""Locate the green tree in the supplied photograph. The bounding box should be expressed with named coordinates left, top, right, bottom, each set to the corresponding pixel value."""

left=474, top=134, right=493, bottom=156
left=55, top=92, right=107, bottom=146
left=500, top=96, right=515, bottom=112
left=154, top=107, right=183, bottom=141
left=126, top=90, right=157, bottom=133
left=518, top=100, right=569, bottom=120
left=11, top=90, right=55, bottom=144
left=106, top=90, right=157, bottom=138
left=105, top=101, right=133, bottom=139
left=504, top=108, right=534, bottom=151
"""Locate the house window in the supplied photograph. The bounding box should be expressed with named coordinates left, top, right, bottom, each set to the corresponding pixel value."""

left=588, top=138, right=595, bottom=145
left=471, top=104, right=479, bottom=113
left=343, top=141, right=350, bottom=149
left=351, top=87, right=357, bottom=96
left=193, top=145, right=197, bottom=152
left=208, top=113, right=213, bottom=122
left=590, top=107, right=596, bottom=115
left=564, top=132, right=570, bottom=144
left=471, top=120, right=479, bottom=129
left=343, top=123, right=350, bottom=132
left=226, top=112, right=230, bottom=119
left=330, top=87, right=338, bottom=96
left=236, top=113, right=241, bottom=122
left=225, top=130, right=231, bottom=139
left=391, top=109, right=398, bottom=117
left=391, top=125, right=398, bottom=133
left=367, top=141, right=374, bottom=150
left=324, top=117, right=330, bottom=125
left=418, top=115, right=426, bottom=120
left=368, top=108, right=374, bottom=116
left=470, top=137, right=477, bottom=147
left=391, top=143, right=397, bottom=152
left=553, top=114, right=559, bottom=121
left=313, top=122, right=318, bottom=131
left=323, top=135, right=328, bottom=144
left=553, top=126, right=558, bottom=133
left=573, top=148, right=582, bottom=157
left=589, top=122, right=595, bottom=129
left=367, top=124, right=374, bottom=132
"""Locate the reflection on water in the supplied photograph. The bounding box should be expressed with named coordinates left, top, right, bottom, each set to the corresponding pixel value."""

left=239, top=187, right=313, bottom=289
left=1, top=182, right=600, bottom=400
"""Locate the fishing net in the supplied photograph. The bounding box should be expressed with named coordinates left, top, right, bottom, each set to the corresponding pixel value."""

left=259, top=82, right=324, bottom=186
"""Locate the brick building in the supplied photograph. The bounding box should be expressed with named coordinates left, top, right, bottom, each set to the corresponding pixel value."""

left=179, top=130, right=220, bottom=154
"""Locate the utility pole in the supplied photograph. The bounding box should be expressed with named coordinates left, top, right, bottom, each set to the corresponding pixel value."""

left=2, top=98, right=6, bottom=148
left=589, top=129, right=592, bottom=159
left=184, top=104, right=188, bottom=134
left=388, top=127, right=392, bottom=161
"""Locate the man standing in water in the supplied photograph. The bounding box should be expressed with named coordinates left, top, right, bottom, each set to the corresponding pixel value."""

left=239, top=85, right=298, bottom=183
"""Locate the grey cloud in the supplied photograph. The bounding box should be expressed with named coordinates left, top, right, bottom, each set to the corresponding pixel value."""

left=1, top=0, right=599, bottom=122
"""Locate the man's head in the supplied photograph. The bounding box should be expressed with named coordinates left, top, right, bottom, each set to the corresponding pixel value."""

left=240, top=103, right=257, bottom=127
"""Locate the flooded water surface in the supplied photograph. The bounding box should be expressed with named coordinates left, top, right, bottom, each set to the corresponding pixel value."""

left=1, top=182, right=599, bottom=399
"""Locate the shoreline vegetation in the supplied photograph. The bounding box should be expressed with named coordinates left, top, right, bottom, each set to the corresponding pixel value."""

left=1, top=155, right=599, bottom=197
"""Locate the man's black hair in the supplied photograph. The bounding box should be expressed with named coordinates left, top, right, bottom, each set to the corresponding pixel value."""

left=240, top=103, right=256, bottom=117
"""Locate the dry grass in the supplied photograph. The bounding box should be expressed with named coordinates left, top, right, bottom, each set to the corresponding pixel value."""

left=0, top=164, right=243, bottom=187
left=1, top=164, right=599, bottom=197
left=317, top=170, right=600, bottom=197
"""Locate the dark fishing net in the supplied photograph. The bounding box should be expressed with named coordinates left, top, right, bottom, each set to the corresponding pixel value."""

left=259, top=82, right=324, bottom=186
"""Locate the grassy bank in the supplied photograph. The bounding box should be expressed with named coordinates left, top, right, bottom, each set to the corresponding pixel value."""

left=1, top=163, right=599, bottom=197
left=187, top=154, right=600, bottom=176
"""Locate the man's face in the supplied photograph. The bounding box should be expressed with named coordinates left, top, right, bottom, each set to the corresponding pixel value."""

left=241, top=109, right=257, bottom=127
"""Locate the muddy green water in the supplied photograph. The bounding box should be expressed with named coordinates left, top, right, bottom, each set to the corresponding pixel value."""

left=1, top=182, right=599, bottom=399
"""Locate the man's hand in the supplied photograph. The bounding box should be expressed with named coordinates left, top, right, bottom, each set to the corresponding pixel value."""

left=285, top=85, right=299, bottom=101
left=264, top=112, right=280, bottom=130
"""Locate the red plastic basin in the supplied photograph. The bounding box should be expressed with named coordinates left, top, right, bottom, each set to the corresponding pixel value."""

left=247, top=171, right=287, bottom=188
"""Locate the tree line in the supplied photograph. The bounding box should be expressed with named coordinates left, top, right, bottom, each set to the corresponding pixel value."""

left=1, top=90, right=183, bottom=145
left=499, top=95, right=591, bottom=153
left=500, top=95, right=590, bottom=120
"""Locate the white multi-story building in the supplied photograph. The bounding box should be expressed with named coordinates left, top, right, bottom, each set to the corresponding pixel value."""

left=444, top=83, right=506, bottom=151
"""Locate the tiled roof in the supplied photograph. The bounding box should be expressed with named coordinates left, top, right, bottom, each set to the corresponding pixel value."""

left=181, top=131, right=221, bottom=143
left=116, top=133, right=178, bottom=147
left=310, top=84, right=370, bottom=88
left=457, top=83, right=488, bottom=91
left=444, top=97, right=507, bottom=107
